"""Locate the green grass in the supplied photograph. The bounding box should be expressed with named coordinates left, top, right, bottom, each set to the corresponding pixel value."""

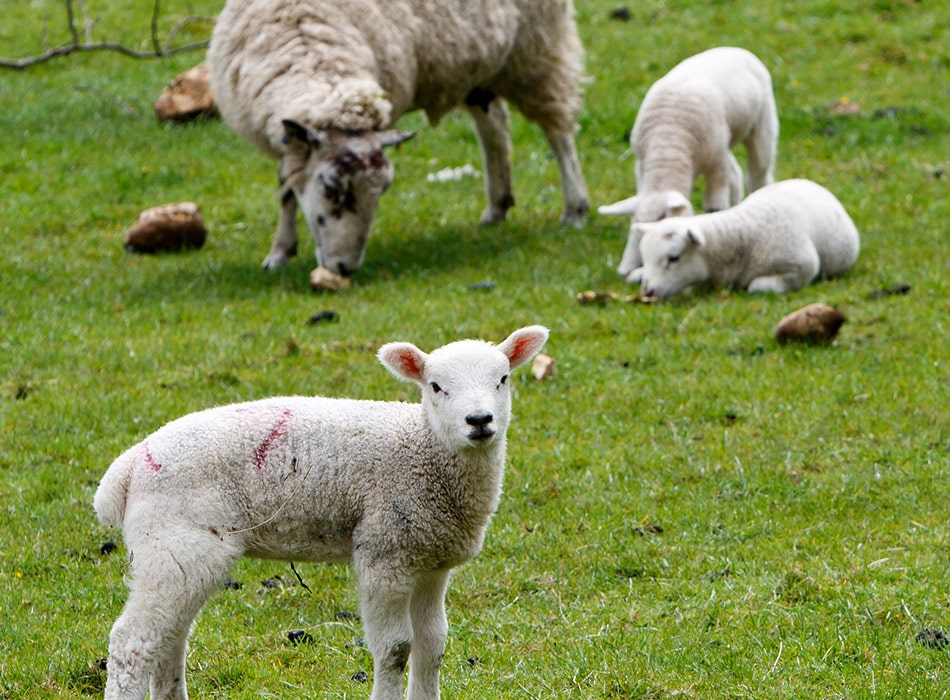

left=1, top=0, right=948, bottom=697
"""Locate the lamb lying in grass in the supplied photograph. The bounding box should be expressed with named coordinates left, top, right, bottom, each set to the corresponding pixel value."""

left=599, top=47, right=779, bottom=281
left=208, top=0, right=589, bottom=280
left=94, top=325, right=549, bottom=700
left=628, top=179, right=859, bottom=298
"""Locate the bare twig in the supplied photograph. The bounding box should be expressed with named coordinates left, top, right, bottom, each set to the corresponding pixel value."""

left=0, top=0, right=212, bottom=70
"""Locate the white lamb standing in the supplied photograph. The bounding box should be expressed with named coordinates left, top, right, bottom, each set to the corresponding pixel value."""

left=207, top=0, right=589, bottom=280
left=94, top=325, right=549, bottom=700
left=598, top=46, right=779, bottom=283
left=631, top=179, right=859, bottom=299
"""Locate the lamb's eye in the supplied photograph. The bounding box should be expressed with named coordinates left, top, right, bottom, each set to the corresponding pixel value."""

left=497, top=375, right=509, bottom=389
left=668, top=254, right=680, bottom=264
left=430, top=382, right=443, bottom=394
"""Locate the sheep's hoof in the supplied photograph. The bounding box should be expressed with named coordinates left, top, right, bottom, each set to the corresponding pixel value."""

left=623, top=267, right=644, bottom=284
left=262, top=253, right=290, bottom=271
left=478, top=207, right=508, bottom=226
left=559, top=201, right=589, bottom=228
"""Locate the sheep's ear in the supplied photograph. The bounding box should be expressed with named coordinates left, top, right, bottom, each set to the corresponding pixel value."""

left=686, top=227, right=706, bottom=247
left=282, top=119, right=325, bottom=148
left=497, top=326, right=549, bottom=370
left=665, top=192, right=692, bottom=218
left=378, top=130, right=416, bottom=148
left=598, top=195, right=639, bottom=217
left=378, top=342, right=428, bottom=383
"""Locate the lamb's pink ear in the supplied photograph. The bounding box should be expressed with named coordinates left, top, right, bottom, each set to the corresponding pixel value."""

left=497, top=326, right=550, bottom=370
left=686, top=227, right=706, bottom=248
left=378, top=342, right=428, bottom=383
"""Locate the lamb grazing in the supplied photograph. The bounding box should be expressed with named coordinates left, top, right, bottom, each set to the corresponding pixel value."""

left=207, top=0, right=589, bottom=280
left=598, top=47, right=779, bottom=282
left=94, top=325, right=548, bottom=700
left=631, top=179, right=859, bottom=299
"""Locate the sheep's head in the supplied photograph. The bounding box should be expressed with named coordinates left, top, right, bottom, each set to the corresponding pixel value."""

left=281, top=121, right=415, bottom=276
left=638, top=221, right=710, bottom=299
left=378, top=326, right=549, bottom=452
left=599, top=191, right=694, bottom=282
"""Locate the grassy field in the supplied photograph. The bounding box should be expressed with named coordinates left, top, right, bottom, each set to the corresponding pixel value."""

left=1, top=0, right=947, bottom=697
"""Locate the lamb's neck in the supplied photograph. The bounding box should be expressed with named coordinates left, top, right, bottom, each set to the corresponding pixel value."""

left=692, top=206, right=763, bottom=278
left=636, top=139, right=696, bottom=196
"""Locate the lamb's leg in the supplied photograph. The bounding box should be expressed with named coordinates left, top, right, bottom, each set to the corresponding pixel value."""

left=465, top=96, right=515, bottom=225
left=406, top=571, right=451, bottom=700
left=747, top=272, right=808, bottom=293
left=262, top=164, right=299, bottom=270
left=149, top=624, right=191, bottom=700
left=104, top=531, right=239, bottom=700
left=544, top=128, right=590, bottom=227
left=703, top=154, right=743, bottom=212
left=618, top=224, right=645, bottom=283
left=356, top=563, right=414, bottom=700
left=745, top=126, right=777, bottom=192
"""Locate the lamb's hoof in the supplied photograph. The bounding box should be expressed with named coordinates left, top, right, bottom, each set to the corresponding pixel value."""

left=621, top=267, right=644, bottom=284
left=261, top=253, right=290, bottom=271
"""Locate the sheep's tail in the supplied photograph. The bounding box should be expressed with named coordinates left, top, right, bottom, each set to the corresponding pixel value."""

left=93, top=444, right=136, bottom=528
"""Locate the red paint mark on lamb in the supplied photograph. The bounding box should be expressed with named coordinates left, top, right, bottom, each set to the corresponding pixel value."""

left=139, top=441, right=162, bottom=472
left=254, top=408, right=294, bottom=471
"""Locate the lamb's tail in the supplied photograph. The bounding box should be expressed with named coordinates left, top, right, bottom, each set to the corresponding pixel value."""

left=93, top=444, right=137, bottom=528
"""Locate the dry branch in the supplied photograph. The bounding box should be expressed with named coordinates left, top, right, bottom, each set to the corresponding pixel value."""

left=0, top=0, right=213, bottom=70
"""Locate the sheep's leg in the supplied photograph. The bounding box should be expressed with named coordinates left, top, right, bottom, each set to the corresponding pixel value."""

left=149, top=624, right=191, bottom=700
left=703, top=154, right=742, bottom=212
left=406, top=570, right=451, bottom=700
left=105, top=531, right=239, bottom=700
left=465, top=96, right=515, bottom=225
left=617, top=224, right=645, bottom=283
left=356, top=564, right=414, bottom=700
left=262, top=164, right=299, bottom=270
left=544, top=128, right=590, bottom=227
left=747, top=270, right=810, bottom=294
left=745, top=128, right=777, bottom=192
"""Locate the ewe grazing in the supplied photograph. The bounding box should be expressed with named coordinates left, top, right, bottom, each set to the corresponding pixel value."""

left=630, top=179, right=859, bottom=299
left=599, top=47, right=779, bottom=282
left=208, top=0, right=589, bottom=280
left=94, top=325, right=549, bottom=700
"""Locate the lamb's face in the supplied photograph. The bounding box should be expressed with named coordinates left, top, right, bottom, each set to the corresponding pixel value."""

left=422, top=343, right=514, bottom=452
left=639, top=222, right=709, bottom=299
left=378, top=327, right=549, bottom=453
left=282, top=124, right=414, bottom=276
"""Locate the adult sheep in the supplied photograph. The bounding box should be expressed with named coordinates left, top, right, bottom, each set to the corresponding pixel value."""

left=207, top=0, right=590, bottom=280
left=94, top=325, right=549, bottom=700
left=631, top=179, right=859, bottom=299
left=599, top=47, right=778, bottom=282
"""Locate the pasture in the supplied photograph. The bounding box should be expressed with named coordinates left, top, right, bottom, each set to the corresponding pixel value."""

left=0, top=0, right=947, bottom=697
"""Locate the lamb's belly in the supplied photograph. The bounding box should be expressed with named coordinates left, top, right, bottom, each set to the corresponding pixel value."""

left=243, top=523, right=354, bottom=563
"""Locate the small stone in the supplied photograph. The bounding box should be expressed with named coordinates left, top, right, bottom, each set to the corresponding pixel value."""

left=124, top=202, right=206, bottom=253
left=155, top=62, right=217, bottom=123
left=287, top=630, right=314, bottom=646
left=531, top=353, right=556, bottom=381
left=310, top=266, right=351, bottom=291
left=774, top=303, right=846, bottom=345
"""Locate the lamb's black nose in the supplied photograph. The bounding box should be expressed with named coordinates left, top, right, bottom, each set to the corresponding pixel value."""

left=465, top=413, right=493, bottom=427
